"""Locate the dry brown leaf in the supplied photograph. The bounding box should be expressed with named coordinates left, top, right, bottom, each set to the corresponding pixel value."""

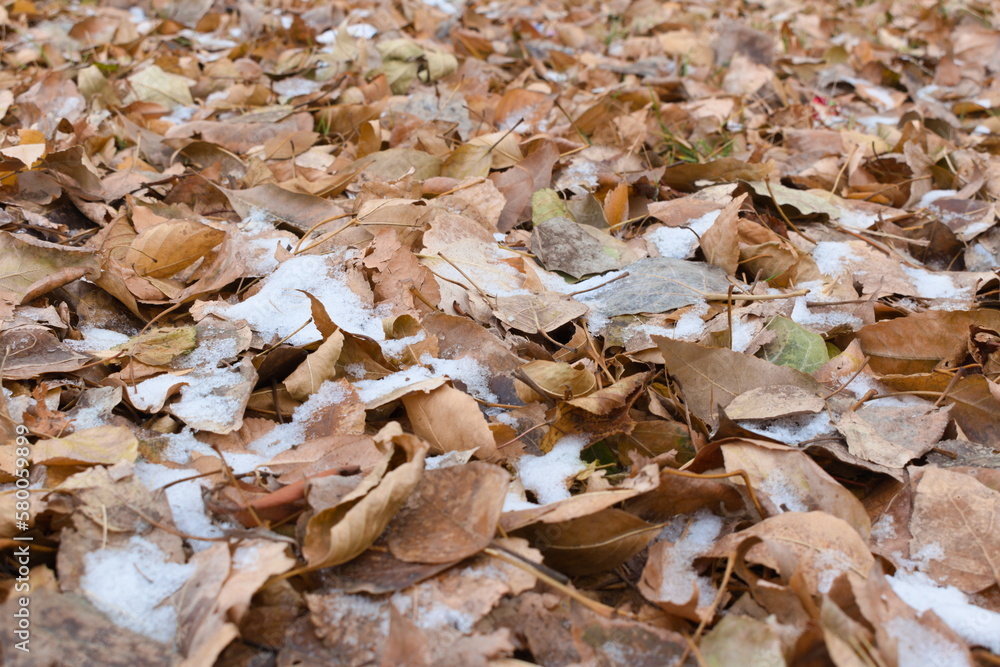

left=0, top=589, right=179, bottom=665
left=0, top=325, right=90, bottom=379
left=0, top=232, right=100, bottom=303
left=660, top=158, right=775, bottom=191
left=387, top=462, right=508, bottom=563
left=517, top=508, right=660, bottom=576
left=441, top=144, right=492, bottom=180
left=176, top=539, right=296, bottom=665
left=530, top=217, right=627, bottom=279
left=724, top=384, right=825, bottom=420
left=301, top=424, right=427, bottom=570
left=217, top=183, right=356, bottom=238
left=835, top=404, right=950, bottom=469
left=123, top=221, right=225, bottom=279
left=625, top=466, right=743, bottom=521
left=698, top=193, right=746, bottom=275
left=540, top=373, right=647, bottom=451
left=720, top=438, right=871, bottom=536
left=712, top=511, right=874, bottom=595
left=654, top=337, right=824, bottom=427
left=909, top=466, right=1000, bottom=592
left=493, top=291, right=589, bottom=334
left=402, top=384, right=497, bottom=459
left=602, top=182, right=629, bottom=227
left=501, top=463, right=659, bottom=532
left=877, top=373, right=1000, bottom=446
left=699, top=615, right=785, bottom=667
left=284, top=330, right=345, bottom=401
left=856, top=310, right=1000, bottom=375
left=515, top=360, right=597, bottom=402
left=96, top=326, right=197, bottom=366
left=490, top=140, right=560, bottom=232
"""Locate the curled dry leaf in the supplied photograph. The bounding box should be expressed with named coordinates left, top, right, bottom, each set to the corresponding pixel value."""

left=516, top=507, right=660, bottom=576
left=176, top=539, right=296, bottom=665
left=720, top=438, right=871, bottom=536
left=0, top=231, right=100, bottom=303
left=712, top=511, right=874, bottom=596
left=284, top=329, right=345, bottom=401
left=515, top=359, right=597, bottom=402
left=402, top=384, right=497, bottom=459
left=301, top=424, right=428, bottom=571
left=540, top=372, right=648, bottom=451
left=698, top=193, right=746, bottom=275
left=123, top=221, right=225, bottom=279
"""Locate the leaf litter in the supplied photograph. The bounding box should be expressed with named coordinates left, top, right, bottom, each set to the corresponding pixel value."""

left=2, top=0, right=1000, bottom=665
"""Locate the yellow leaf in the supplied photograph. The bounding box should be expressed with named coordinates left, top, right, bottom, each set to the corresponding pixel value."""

left=32, top=426, right=138, bottom=466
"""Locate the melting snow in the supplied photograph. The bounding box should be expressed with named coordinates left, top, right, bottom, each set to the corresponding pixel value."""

left=871, top=514, right=897, bottom=542
left=135, top=461, right=226, bottom=548
left=837, top=209, right=880, bottom=230
left=729, top=318, right=757, bottom=353
left=421, top=354, right=499, bottom=403
left=759, top=469, right=810, bottom=513
left=380, top=331, right=427, bottom=362
left=813, top=549, right=858, bottom=593
left=646, top=210, right=721, bottom=260
left=888, top=570, right=1000, bottom=654
left=918, top=190, right=958, bottom=208
left=346, top=23, right=378, bottom=39
left=902, top=265, right=969, bottom=300
left=168, top=367, right=245, bottom=427
left=248, top=380, right=348, bottom=459
left=675, top=304, right=710, bottom=338
left=791, top=296, right=864, bottom=330
left=738, top=412, right=833, bottom=445
left=811, top=241, right=855, bottom=276
left=128, top=374, right=188, bottom=412
left=885, top=617, right=971, bottom=667
left=273, top=77, right=323, bottom=100
left=517, top=435, right=590, bottom=505
left=80, top=535, right=195, bottom=643
left=64, top=326, right=131, bottom=353
left=198, top=254, right=384, bottom=345
left=655, top=510, right=723, bottom=604
left=353, top=367, right=438, bottom=405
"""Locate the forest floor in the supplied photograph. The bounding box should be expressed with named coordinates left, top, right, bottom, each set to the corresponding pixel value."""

left=1, top=0, right=1000, bottom=665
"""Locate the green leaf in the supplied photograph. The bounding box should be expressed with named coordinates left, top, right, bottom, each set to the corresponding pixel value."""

left=758, top=316, right=829, bottom=374
left=532, top=188, right=572, bottom=225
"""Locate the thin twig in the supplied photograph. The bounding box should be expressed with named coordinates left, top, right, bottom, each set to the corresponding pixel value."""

left=567, top=271, right=630, bottom=297
left=484, top=546, right=631, bottom=619
left=822, top=357, right=871, bottom=400
left=659, top=467, right=767, bottom=520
